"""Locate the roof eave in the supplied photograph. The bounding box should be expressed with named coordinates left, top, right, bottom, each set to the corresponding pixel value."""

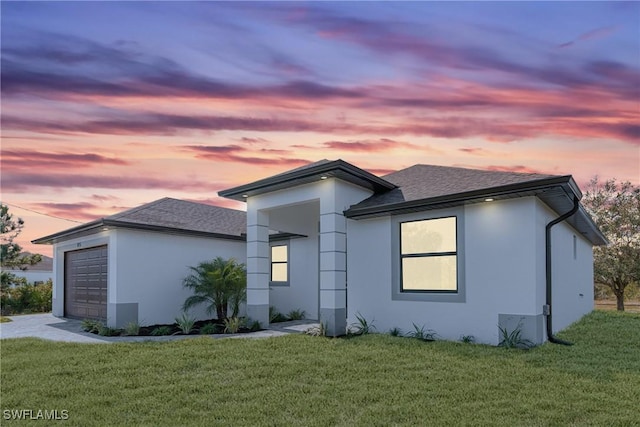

left=31, top=219, right=105, bottom=245
left=345, top=175, right=575, bottom=218
left=219, top=160, right=396, bottom=201
left=32, top=219, right=245, bottom=245
left=344, top=175, right=607, bottom=246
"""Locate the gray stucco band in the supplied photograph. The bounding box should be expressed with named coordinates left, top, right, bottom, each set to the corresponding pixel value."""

left=51, top=297, right=63, bottom=317
left=109, top=303, right=139, bottom=329
left=247, top=304, right=270, bottom=327
left=320, top=308, right=347, bottom=337
left=498, top=313, right=544, bottom=346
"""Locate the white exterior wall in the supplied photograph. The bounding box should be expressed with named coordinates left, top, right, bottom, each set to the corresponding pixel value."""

left=269, top=235, right=319, bottom=319
left=347, top=198, right=541, bottom=345
left=534, top=199, right=594, bottom=334
left=4, top=269, right=53, bottom=284
left=51, top=229, right=245, bottom=327
left=245, top=178, right=372, bottom=334
left=265, top=199, right=320, bottom=319
left=113, top=229, right=246, bottom=326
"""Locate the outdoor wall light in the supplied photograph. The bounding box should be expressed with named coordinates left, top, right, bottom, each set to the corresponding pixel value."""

left=242, top=194, right=249, bottom=198
left=320, top=176, right=328, bottom=180
left=484, top=198, right=494, bottom=202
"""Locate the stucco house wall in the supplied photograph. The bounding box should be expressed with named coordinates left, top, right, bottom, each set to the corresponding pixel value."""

left=52, top=229, right=246, bottom=328
left=269, top=235, right=319, bottom=319
left=244, top=178, right=373, bottom=333
left=347, top=197, right=556, bottom=345
left=534, top=199, right=594, bottom=334
left=113, top=229, right=246, bottom=326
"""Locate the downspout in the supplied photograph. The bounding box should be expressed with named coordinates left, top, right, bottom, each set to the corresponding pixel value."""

left=545, top=196, right=579, bottom=346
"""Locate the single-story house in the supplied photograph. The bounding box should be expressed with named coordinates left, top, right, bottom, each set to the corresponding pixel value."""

left=3, top=253, right=54, bottom=285
left=218, top=159, right=606, bottom=345
left=34, top=159, right=606, bottom=345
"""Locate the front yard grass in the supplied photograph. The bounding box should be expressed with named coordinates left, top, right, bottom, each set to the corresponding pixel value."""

left=1, top=310, right=639, bottom=426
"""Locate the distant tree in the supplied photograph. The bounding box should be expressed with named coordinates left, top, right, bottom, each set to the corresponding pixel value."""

left=182, top=257, right=246, bottom=320
left=1, top=203, right=42, bottom=270
left=583, top=178, right=640, bottom=311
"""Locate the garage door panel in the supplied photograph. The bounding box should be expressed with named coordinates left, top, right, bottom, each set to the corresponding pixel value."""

left=65, top=246, right=107, bottom=320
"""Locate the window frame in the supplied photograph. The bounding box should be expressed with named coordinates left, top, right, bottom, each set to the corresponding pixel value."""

left=269, top=241, right=290, bottom=286
left=391, top=208, right=466, bottom=303
left=399, top=216, right=458, bottom=293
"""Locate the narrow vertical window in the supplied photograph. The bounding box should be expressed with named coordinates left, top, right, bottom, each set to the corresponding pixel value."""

left=573, top=235, right=577, bottom=260
left=271, top=244, right=288, bottom=282
left=400, top=216, right=457, bottom=292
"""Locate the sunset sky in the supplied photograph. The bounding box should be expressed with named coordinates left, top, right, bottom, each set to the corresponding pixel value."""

left=1, top=1, right=639, bottom=256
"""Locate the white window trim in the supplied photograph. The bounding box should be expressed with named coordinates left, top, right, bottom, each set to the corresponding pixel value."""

left=391, top=207, right=466, bottom=303
left=269, top=241, right=290, bottom=286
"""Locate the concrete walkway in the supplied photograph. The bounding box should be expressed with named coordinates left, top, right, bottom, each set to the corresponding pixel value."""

left=0, top=313, right=318, bottom=343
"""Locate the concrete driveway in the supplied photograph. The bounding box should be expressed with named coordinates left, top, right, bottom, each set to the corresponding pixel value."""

left=0, top=313, right=111, bottom=343
left=0, top=314, right=316, bottom=343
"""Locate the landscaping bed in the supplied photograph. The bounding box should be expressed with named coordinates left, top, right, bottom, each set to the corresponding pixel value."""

left=80, top=317, right=261, bottom=337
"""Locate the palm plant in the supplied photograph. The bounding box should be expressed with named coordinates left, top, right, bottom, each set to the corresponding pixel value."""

left=182, top=257, right=247, bottom=320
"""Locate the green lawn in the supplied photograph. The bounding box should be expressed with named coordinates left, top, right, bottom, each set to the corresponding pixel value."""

left=2, top=311, right=639, bottom=426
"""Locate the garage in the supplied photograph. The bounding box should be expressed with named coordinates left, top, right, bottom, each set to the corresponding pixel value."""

left=64, top=246, right=108, bottom=320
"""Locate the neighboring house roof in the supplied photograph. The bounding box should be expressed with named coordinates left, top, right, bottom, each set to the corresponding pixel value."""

left=32, top=198, right=247, bottom=245
left=219, top=159, right=397, bottom=201
left=4, top=253, right=53, bottom=272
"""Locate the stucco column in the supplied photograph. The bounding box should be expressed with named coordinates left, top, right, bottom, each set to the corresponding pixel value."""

left=319, top=210, right=347, bottom=336
left=246, top=208, right=270, bottom=326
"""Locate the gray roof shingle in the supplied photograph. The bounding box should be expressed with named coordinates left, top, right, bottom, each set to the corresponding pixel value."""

left=108, top=198, right=246, bottom=236
left=32, top=198, right=246, bottom=244
left=352, top=164, right=558, bottom=209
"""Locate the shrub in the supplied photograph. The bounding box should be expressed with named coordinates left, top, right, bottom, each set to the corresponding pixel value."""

left=150, top=326, right=173, bottom=336
left=223, top=317, right=244, bottom=334
left=248, top=319, right=262, bottom=332
left=199, top=323, right=217, bottom=335
left=269, top=306, right=287, bottom=323
left=388, top=327, right=402, bottom=337
left=498, top=324, right=533, bottom=349
left=286, top=309, right=306, bottom=320
left=175, top=312, right=196, bottom=335
left=349, top=312, right=376, bottom=336
left=123, top=321, right=141, bottom=336
left=407, top=323, right=437, bottom=341
left=460, top=335, right=476, bottom=344
left=0, top=280, right=52, bottom=315
left=97, top=324, right=120, bottom=337
left=81, top=319, right=102, bottom=334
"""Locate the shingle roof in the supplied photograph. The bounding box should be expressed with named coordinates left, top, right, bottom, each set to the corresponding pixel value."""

left=4, top=253, right=53, bottom=271
left=344, top=163, right=606, bottom=245
left=32, top=198, right=246, bottom=244
left=108, top=198, right=246, bottom=236
left=351, top=164, right=558, bottom=209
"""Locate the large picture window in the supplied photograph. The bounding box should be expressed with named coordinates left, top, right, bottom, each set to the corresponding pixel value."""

left=270, top=244, right=288, bottom=283
left=400, top=216, right=457, bottom=292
